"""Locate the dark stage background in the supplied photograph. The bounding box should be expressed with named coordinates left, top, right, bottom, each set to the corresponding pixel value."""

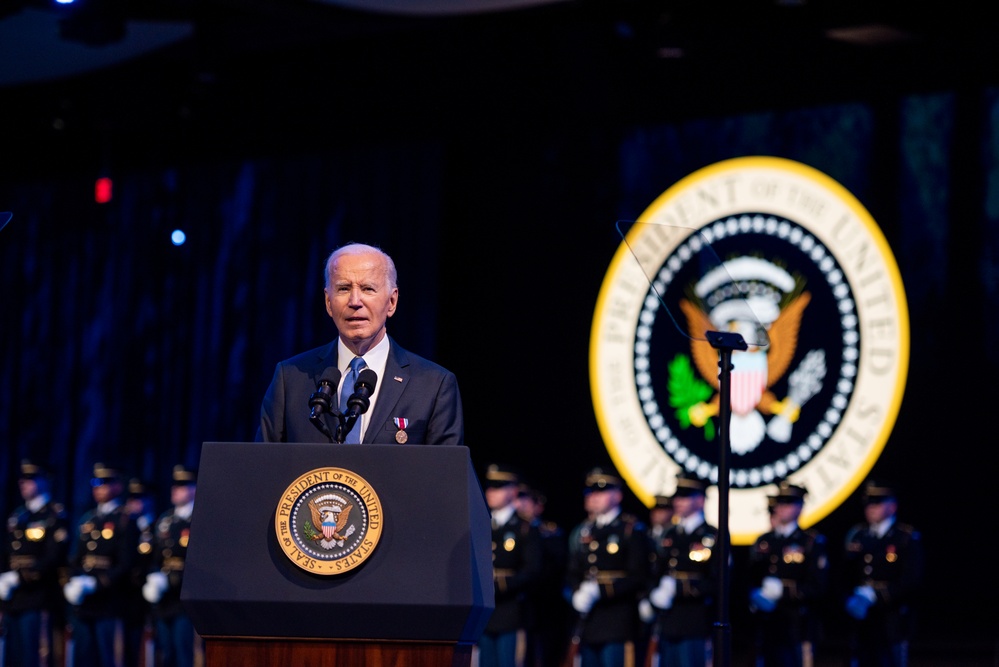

left=1, top=1, right=998, bottom=663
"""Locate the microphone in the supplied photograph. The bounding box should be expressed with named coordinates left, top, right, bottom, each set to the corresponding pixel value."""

left=309, top=369, right=342, bottom=442
left=337, top=368, right=379, bottom=443
left=345, top=368, right=378, bottom=421
left=309, top=369, right=341, bottom=419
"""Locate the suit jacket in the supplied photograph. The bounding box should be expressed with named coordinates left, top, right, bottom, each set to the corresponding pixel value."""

left=255, top=336, right=464, bottom=446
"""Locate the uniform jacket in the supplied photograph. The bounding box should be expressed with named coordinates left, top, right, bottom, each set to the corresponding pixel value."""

left=2, top=498, right=70, bottom=613
left=486, top=511, right=543, bottom=634
left=566, top=513, right=651, bottom=645
left=67, top=502, right=140, bottom=620
left=255, top=336, right=463, bottom=446
left=651, top=519, right=719, bottom=640
left=748, top=524, right=829, bottom=645
left=844, top=521, right=925, bottom=619
left=148, top=508, right=193, bottom=619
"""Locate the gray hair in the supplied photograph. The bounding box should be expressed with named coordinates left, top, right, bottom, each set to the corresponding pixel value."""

left=324, top=243, right=398, bottom=289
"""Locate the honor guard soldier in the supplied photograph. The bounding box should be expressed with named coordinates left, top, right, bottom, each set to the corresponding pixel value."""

left=747, top=481, right=829, bottom=667
left=565, top=467, right=651, bottom=667
left=477, top=464, right=543, bottom=667
left=1, top=460, right=70, bottom=667
left=646, top=495, right=675, bottom=552
left=143, top=465, right=200, bottom=667
left=124, top=477, right=157, bottom=667
left=842, top=480, right=924, bottom=667
left=515, top=484, right=570, bottom=667
left=64, top=463, right=141, bottom=667
left=646, top=472, right=717, bottom=667
left=637, top=495, right=674, bottom=666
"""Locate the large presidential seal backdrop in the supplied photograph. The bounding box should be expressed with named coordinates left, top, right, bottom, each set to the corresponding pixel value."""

left=591, top=156, right=909, bottom=545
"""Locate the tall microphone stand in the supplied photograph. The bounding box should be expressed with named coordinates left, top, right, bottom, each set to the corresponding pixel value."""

left=705, top=330, right=747, bottom=667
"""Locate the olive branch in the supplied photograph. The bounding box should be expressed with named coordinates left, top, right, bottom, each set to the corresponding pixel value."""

left=668, top=354, right=716, bottom=441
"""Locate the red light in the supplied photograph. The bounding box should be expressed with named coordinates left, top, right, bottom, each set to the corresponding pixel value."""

left=95, top=177, right=113, bottom=204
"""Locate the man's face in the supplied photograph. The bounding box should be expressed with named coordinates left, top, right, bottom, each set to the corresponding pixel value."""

left=650, top=506, right=673, bottom=527
left=171, top=484, right=196, bottom=507
left=485, top=484, right=516, bottom=510
left=584, top=487, right=621, bottom=516
left=864, top=498, right=896, bottom=524
left=671, top=493, right=704, bottom=519
left=92, top=480, right=120, bottom=504
left=773, top=500, right=803, bottom=526
left=18, top=478, right=39, bottom=501
left=325, top=251, right=398, bottom=354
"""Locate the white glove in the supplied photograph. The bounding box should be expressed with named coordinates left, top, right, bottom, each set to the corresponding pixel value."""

left=63, top=575, right=97, bottom=605
left=142, top=572, right=169, bottom=603
left=845, top=585, right=877, bottom=620
left=750, top=588, right=776, bottom=613
left=648, top=575, right=676, bottom=610
left=854, top=585, right=876, bottom=604
left=571, top=580, right=600, bottom=614
left=761, top=576, right=783, bottom=601
left=638, top=597, right=656, bottom=623
left=0, top=570, right=19, bottom=600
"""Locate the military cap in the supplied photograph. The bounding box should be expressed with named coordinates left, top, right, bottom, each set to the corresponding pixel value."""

left=127, top=477, right=152, bottom=497
left=584, top=467, right=622, bottom=492
left=517, top=483, right=546, bottom=504
left=769, top=480, right=807, bottom=504
left=91, top=463, right=124, bottom=485
left=172, top=465, right=198, bottom=485
left=653, top=494, right=673, bottom=509
left=19, top=459, right=51, bottom=480
left=861, top=479, right=896, bottom=504
left=673, top=471, right=709, bottom=497
left=483, top=463, right=520, bottom=489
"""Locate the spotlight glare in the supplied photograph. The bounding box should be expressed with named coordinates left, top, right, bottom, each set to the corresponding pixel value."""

left=171, top=229, right=187, bottom=246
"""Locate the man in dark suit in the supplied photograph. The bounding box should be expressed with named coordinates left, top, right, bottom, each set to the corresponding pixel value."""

left=255, top=242, right=463, bottom=446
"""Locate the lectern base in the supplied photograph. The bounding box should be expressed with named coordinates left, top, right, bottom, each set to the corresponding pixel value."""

left=204, top=637, right=473, bottom=667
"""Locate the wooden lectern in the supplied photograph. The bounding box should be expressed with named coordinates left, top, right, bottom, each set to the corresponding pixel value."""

left=181, top=442, right=494, bottom=667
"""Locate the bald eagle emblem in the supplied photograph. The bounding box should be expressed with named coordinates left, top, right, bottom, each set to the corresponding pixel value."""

left=308, top=494, right=356, bottom=549
left=677, top=257, right=827, bottom=455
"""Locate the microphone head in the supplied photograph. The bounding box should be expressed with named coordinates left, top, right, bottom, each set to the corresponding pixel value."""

left=345, top=368, right=378, bottom=417
left=320, top=367, right=342, bottom=387
left=309, top=367, right=341, bottom=411
left=355, top=368, right=378, bottom=392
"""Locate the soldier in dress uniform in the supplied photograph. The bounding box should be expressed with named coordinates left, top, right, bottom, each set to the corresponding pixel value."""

left=646, top=472, right=717, bottom=667
left=124, top=477, right=157, bottom=667
left=565, top=467, right=651, bottom=667
left=842, top=480, right=924, bottom=667
left=646, top=496, right=674, bottom=551
left=515, top=484, right=569, bottom=667
left=747, top=481, right=829, bottom=667
left=477, top=464, right=544, bottom=667
left=63, top=463, right=141, bottom=667
left=143, top=465, right=200, bottom=667
left=0, top=459, right=70, bottom=667
left=637, top=495, right=674, bottom=667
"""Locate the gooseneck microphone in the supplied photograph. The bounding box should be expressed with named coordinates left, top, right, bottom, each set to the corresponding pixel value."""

left=337, top=368, right=378, bottom=443
left=309, top=369, right=342, bottom=442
